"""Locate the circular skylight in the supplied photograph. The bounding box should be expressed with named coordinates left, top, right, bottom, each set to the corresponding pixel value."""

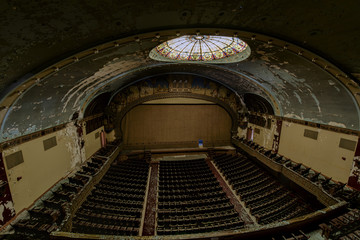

left=149, top=35, right=251, bottom=64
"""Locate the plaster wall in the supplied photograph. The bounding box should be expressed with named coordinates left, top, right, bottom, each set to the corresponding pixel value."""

left=237, top=126, right=247, bottom=139
left=278, top=121, right=357, bottom=183
left=248, top=121, right=276, bottom=150
left=3, top=128, right=78, bottom=213
left=84, top=126, right=104, bottom=160
left=105, top=130, right=116, bottom=143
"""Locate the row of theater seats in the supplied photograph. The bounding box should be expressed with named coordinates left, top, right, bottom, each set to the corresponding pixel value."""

left=319, top=208, right=360, bottom=240
left=9, top=142, right=119, bottom=239
left=77, top=157, right=107, bottom=176
left=95, top=142, right=119, bottom=157
left=213, top=153, right=311, bottom=225
left=71, top=220, right=137, bottom=236
left=157, top=159, right=245, bottom=235
left=12, top=207, right=61, bottom=239
left=73, top=209, right=140, bottom=235
left=72, top=155, right=149, bottom=236
left=10, top=174, right=89, bottom=240
left=237, top=137, right=359, bottom=203
left=157, top=216, right=243, bottom=235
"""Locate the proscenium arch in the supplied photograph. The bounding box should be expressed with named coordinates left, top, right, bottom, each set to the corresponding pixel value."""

left=103, top=65, right=277, bottom=107
left=81, top=64, right=280, bottom=119
left=107, top=70, right=245, bottom=106
left=112, top=93, right=240, bottom=141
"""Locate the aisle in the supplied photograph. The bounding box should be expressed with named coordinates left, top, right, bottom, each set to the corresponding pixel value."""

left=141, top=162, right=159, bottom=236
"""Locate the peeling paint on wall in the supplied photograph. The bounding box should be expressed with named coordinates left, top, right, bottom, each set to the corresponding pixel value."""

left=272, top=119, right=282, bottom=153
left=0, top=153, right=16, bottom=226
left=328, top=122, right=347, bottom=128
left=284, top=113, right=304, bottom=119
left=348, top=138, right=360, bottom=190
left=58, top=122, right=85, bottom=170
left=0, top=201, right=15, bottom=223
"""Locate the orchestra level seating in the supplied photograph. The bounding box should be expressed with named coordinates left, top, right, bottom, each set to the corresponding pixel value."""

left=157, top=159, right=245, bottom=235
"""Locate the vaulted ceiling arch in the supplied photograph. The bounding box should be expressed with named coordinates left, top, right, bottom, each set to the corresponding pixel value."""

left=0, top=27, right=359, bottom=142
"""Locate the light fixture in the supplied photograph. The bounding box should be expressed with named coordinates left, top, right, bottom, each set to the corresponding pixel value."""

left=149, top=35, right=251, bottom=64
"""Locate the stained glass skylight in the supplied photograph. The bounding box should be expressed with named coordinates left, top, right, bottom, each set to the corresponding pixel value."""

left=149, top=35, right=251, bottom=64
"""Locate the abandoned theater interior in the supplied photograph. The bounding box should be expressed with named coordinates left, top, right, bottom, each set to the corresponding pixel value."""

left=0, top=1, right=359, bottom=239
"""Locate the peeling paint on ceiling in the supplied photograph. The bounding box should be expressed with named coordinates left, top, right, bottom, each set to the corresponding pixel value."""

left=0, top=1, right=359, bottom=142
left=0, top=37, right=359, bottom=141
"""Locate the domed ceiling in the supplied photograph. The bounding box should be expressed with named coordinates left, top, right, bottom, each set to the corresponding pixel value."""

left=0, top=0, right=359, bottom=141
left=149, top=35, right=250, bottom=63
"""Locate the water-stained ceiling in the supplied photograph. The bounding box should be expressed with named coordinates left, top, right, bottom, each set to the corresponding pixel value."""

left=0, top=0, right=359, bottom=142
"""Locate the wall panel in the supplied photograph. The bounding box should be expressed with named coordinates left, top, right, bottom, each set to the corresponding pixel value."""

left=84, top=126, right=104, bottom=159
left=248, top=122, right=276, bottom=150
left=278, top=121, right=357, bottom=183
left=3, top=127, right=78, bottom=213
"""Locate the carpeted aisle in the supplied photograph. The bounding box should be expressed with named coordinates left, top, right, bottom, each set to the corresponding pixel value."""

left=142, top=162, right=159, bottom=236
